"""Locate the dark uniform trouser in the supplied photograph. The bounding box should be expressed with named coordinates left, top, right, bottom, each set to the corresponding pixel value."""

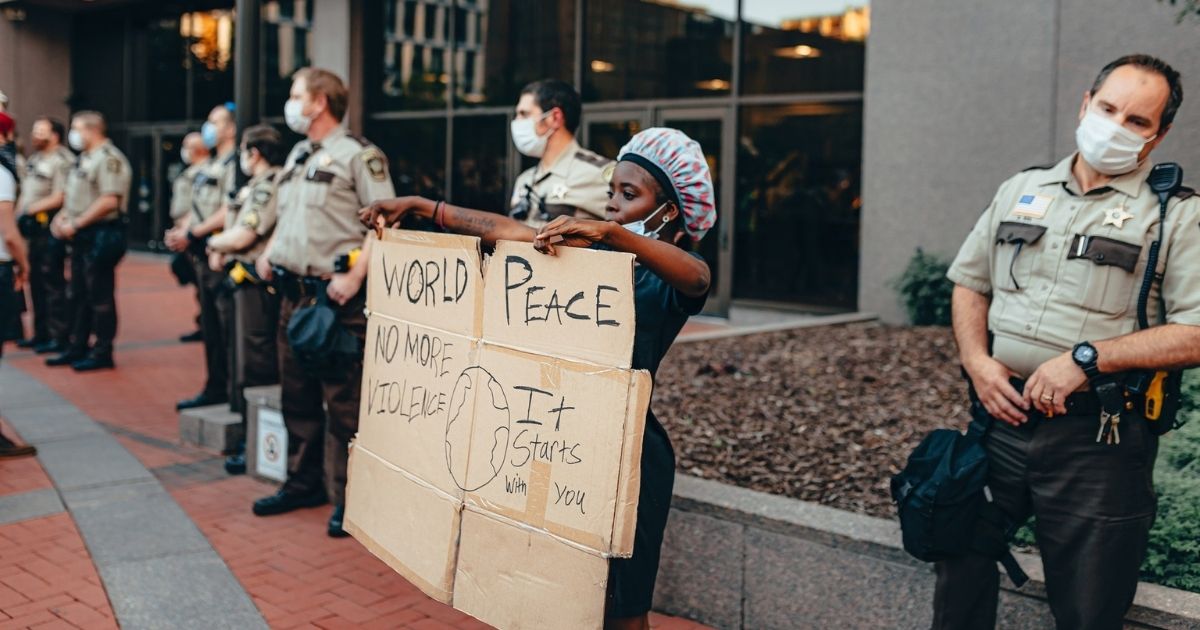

left=28, top=230, right=71, bottom=344
left=933, top=408, right=1158, bottom=630
left=68, top=225, right=126, bottom=358
left=277, top=288, right=366, bottom=506
left=191, top=252, right=233, bottom=400
left=233, top=281, right=280, bottom=419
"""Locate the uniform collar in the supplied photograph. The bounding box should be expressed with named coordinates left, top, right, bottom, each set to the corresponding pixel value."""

left=544, top=139, right=582, bottom=179
left=310, top=126, right=346, bottom=152
left=1033, top=153, right=1151, bottom=198
left=84, top=139, right=112, bottom=157
left=249, top=166, right=280, bottom=186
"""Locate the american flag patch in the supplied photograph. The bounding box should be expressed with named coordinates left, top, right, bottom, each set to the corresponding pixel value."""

left=1012, top=193, right=1053, bottom=219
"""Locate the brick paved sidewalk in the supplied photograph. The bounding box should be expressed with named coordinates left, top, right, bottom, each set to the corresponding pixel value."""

left=2, top=254, right=711, bottom=630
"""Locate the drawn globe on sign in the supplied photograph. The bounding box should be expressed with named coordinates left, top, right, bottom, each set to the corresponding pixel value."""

left=445, top=366, right=510, bottom=492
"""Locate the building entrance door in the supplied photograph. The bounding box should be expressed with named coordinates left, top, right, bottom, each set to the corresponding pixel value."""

left=116, top=125, right=191, bottom=251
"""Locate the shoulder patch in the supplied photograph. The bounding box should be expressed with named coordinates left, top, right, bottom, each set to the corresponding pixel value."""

left=1020, top=163, right=1055, bottom=173
left=107, top=157, right=122, bottom=173
left=242, top=211, right=260, bottom=230
left=252, top=188, right=273, bottom=205
left=360, top=148, right=388, bottom=182
left=574, top=150, right=611, bottom=169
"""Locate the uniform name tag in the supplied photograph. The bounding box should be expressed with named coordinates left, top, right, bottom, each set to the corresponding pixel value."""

left=1012, top=193, right=1053, bottom=219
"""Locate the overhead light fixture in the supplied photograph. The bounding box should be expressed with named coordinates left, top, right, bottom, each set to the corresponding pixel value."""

left=590, top=60, right=615, bottom=73
left=775, top=45, right=822, bottom=59
left=695, top=79, right=730, bottom=91
left=2, top=7, right=27, bottom=22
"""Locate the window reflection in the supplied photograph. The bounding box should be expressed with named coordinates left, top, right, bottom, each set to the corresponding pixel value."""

left=451, top=115, right=508, bottom=212
left=584, top=0, right=735, bottom=101
left=263, top=1, right=314, bottom=115
left=735, top=103, right=862, bottom=307
left=369, top=118, right=448, bottom=200
left=459, top=0, right=575, bottom=107
left=741, top=1, right=869, bottom=95
left=379, top=0, right=453, bottom=109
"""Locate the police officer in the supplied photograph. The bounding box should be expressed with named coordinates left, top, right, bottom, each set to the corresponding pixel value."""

left=170, top=132, right=210, bottom=343
left=16, top=117, right=74, bottom=355
left=168, top=104, right=238, bottom=410
left=251, top=68, right=395, bottom=537
left=509, top=79, right=610, bottom=230
left=46, top=111, right=131, bottom=372
left=206, top=124, right=285, bottom=475
left=939, top=55, right=1200, bottom=630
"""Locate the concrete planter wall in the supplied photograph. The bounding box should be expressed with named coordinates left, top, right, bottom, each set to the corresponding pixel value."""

left=654, top=475, right=1200, bottom=629
left=240, top=384, right=1200, bottom=628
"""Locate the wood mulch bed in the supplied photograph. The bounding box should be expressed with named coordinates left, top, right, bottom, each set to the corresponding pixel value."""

left=655, top=321, right=968, bottom=519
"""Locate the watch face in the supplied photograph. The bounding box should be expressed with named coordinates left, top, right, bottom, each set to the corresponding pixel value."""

left=1074, top=345, right=1097, bottom=364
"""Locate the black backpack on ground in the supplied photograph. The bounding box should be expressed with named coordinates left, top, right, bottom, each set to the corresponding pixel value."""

left=890, top=415, right=1029, bottom=587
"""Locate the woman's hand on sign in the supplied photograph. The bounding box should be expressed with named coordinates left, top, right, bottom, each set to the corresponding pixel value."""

left=359, top=197, right=425, bottom=233
left=534, top=216, right=610, bottom=256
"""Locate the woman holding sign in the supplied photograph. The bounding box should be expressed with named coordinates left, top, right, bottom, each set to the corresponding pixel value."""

left=362, top=127, right=715, bottom=630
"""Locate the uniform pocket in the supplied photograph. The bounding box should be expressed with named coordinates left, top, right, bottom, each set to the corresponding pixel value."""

left=993, top=222, right=1047, bottom=291
left=303, top=168, right=334, bottom=209
left=1067, top=235, right=1142, bottom=315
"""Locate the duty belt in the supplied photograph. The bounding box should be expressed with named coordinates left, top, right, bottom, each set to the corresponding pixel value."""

left=272, top=266, right=327, bottom=302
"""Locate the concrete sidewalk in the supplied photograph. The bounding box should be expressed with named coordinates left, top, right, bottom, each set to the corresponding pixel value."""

left=0, top=254, right=711, bottom=630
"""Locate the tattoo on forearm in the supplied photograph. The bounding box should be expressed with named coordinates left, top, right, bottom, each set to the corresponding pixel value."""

left=452, top=207, right=496, bottom=237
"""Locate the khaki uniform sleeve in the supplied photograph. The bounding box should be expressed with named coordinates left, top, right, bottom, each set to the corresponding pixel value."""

left=1161, top=197, right=1200, bottom=326
left=97, top=154, right=130, bottom=199
left=51, top=155, right=71, bottom=193
left=351, top=146, right=396, bottom=207
left=564, top=164, right=610, bottom=220
left=240, top=180, right=278, bottom=237
left=170, top=173, right=192, bottom=220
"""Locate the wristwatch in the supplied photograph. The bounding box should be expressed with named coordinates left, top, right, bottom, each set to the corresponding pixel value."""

left=1072, top=341, right=1101, bottom=379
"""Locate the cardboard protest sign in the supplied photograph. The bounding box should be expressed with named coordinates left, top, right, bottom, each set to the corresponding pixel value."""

left=345, top=229, right=650, bottom=629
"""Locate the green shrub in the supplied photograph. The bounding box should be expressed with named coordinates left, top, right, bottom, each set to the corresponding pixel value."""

left=893, top=248, right=953, bottom=326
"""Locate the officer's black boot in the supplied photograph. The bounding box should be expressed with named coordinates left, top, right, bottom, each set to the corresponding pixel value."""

left=252, top=488, right=328, bottom=516
left=176, top=391, right=228, bottom=411
left=72, top=353, right=115, bottom=372
left=45, top=349, right=87, bottom=367
left=328, top=506, right=350, bottom=538
left=224, top=441, right=246, bottom=475
left=33, top=339, right=66, bottom=355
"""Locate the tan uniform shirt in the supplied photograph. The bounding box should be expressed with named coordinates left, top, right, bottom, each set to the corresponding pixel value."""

left=170, top=162, right=206, bottom=222
left=17, top=146, right=73, bottom=219
left=191, top=150, right=237, bottom=222
left=270, top=127, right=395, bottom=276
left=510, top=139, right=611, bottom=230
left=224, top=166, right=281, bottom=264
left=63, top=140, right=132, bottom=222
left=948, top=154, right=1200, bottom=377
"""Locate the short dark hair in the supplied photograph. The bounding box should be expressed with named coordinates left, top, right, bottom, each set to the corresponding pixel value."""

left=1090, top=54, right=1183, bottom=129
left=294, top=67, right=348, bottom=122
left=241, top=124, right=285, bottom=166
left=35, top=116, right=66, bottom=143
left=520, top=79, right=581, bottom=134
left=73, top=110, right=107, bottom=135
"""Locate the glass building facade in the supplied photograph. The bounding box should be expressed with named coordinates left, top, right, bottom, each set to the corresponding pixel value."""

left=363, top=0, right=868, bottom=313
left=58, top=0, right=866, bottom=314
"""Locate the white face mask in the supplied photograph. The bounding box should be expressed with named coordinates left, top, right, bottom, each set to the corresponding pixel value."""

left=180, top=147, right=191, bottom=165
left=1075, top=108, right=1155, bottom=176
left=67, top=129, right=85, bottom=151
left=622, top=202, right=672, bottom=239
left=510, top=112, right=553, bottom=158
left=284, top=99, right=312, bottom=135
left=239, top=149, right=255, bottom=176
